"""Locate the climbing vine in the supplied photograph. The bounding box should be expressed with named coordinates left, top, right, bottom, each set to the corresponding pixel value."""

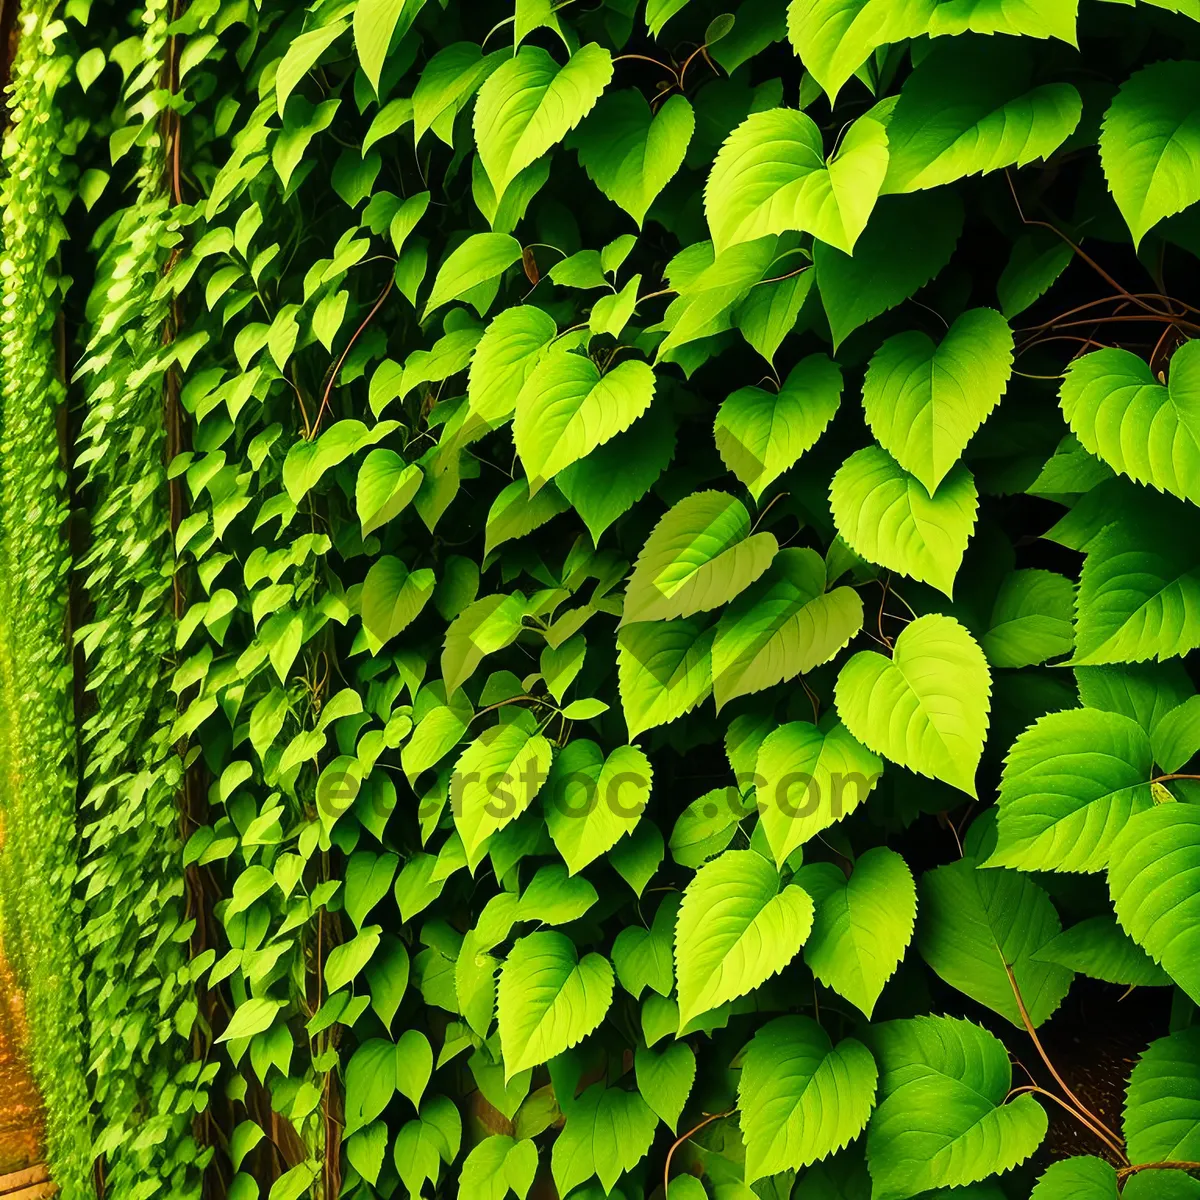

left=5, top=0, right=1200, bottom=1198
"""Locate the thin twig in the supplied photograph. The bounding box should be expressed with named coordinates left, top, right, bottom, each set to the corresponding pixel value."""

left=664, top=1110, right=735, bottom=1198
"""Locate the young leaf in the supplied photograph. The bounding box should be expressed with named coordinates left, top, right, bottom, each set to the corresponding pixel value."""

left=618, top=618, right=714, bottom=740
left=474, top=44, right=614, bottom=199
left=513, top=350, right=656, bottom=492
left=1060, top=343, right=1200, bottom=507
left=622, top=491, right=778, bottom=624
left=862, top=307, right=1013, bottom=494
left=451, top=723, right=553, bottom=868
left=739, top=1015, right=877, bottom=1181
left=674, top=849, right=814, bottom=1026
left=882, top=41, right=1081, bottom=194
left=918, top=858, right=1072, bottom=1027
left=575, top=91, right=695, bottom=226
left=985, top=708, right=1154, bottom=873
left=715, top=353, right=843, bottom=500
left=635, top=1041, right=695, bottom=1131
left=356, top=450, right=422, bottom=536
left=1100, top=60, right=1200, bottom=247
left=550, top=1083, right=658, bottom=1195
left=424, top=233, right=522, bottom=318
left=830, top=446, right=978, bottom=597
left=866, top=1016, right=1048, bottom=1199
left=835, top=613, right=991, bottom=796
left=705, top=108, right=890, bottom=254
left=1109, top=804, right=1200, bottom=1003
left=755, top=719, right=882, bottom=866
left=796, top=848, right=916, bottom=1017
left=497, top=932, right=614, bottom=1076
left=354, top=0, right=423, bottom=94
left=712, top=547, right=864, bottom=710
left=787, top=0, right=935, bottom=103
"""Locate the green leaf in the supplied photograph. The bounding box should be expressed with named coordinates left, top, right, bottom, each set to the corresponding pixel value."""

left=610, top=822, right=665, bottom=897
left=835, top=613, right=991, bottom=796
left=612, top=893, right=678, bottom=999
left=484, top=479, right=570, bottom=558
left=575, top=91, right=695, bottom=226
left=635, top=1041, right=695, bottom=1131
left=1073, top=499, right=1200, bottom=665
left=326, top=926, right=382, bottom=994
left=475, top=44, right=614, bottom=199
left=361, top=557, right=436, bottom=649
left=414, top=43, right=505, bottom=147
left=589, top=274, right=640, bottom=339
left=927, top=0, right=1079, bottom=37
left=985, top=708, right=1154, bottom=873
left=277, top=18, right=349, bottom=116
left=442, top=592, right=527, bottom=697
left=981, top=569, right=1075, bottom=668
left=1061, top=344, right=1200, bottom=507
left=669, top=787, right=744, bottom=869
left=395, top=1029, right=434, bottom=1108
left=514, top=351, right=656, bottom=491
left=712, top=548, right=864, bottom=710
left=557, top=406, right=677, bottom=543
left=1100, top=60, right=1200, bottom=247
left=796, top=848, right=916, bottom=1018
left=815, top=190, right=963, bottom=348
left=674, top=849, right=813, bottom=1026
left=354, top=0, right=421, bottom=94
left=1030, top=1158, right=1118, bottom=1200
left=882, top=41, right=1081, bottom=194
left=734, top=267, right=814, bottom=365
left=452, top=723, right=553, bottom=869
left=918, top=857, right=1073, bottom=1027
left=998, top=230, right=1074, bottom=319
left=1124, top=1028, right=1200, bottom=1163
left=618, top=618, right=714, bottom=740
left=465, top=304, right=558, bottom=433
left=425, top=233, right=522, bottom=318
left=862, top=307, right=1013, bottom=494
left=622, top=491, right=778, bottom=624
left=1152, top=693, right=1200, bottom=772
left=344, top=1039, right=398, bottom=1136
left=545, top=742, right=652, bottom=874
left=497, top=931, right=614, bottom=1076
left=866, top=1016, right=1048, bottom=1200
left=739, top=1015, right=877, bottom=1181
left=1034, top=916, right=1170, bottom=987
left=218, top=997, right=284, bottom=1043
left=715, top=353, right=842, bottom=500
left=1109, top=803, right=1200, bottom=1004
left=705, top=108, right=889, bottom=254
left=550, top=1083, right=658, bottom=1195
left=356, top=450, right=422, bottom=536
left=830, top=446, right=978, bottom=597
left=345, top=852, right=400, bottom=929
left=755, top=719, right=882, bottom=866
left=519, top=864, right=598, bottom=925
left=787, top=0, right=934, bottom=103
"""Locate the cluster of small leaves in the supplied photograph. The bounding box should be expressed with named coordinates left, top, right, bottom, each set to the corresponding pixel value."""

left=68, top=2, right=217, bottom=1196
left=12, top=0, right=1200, bottom=1197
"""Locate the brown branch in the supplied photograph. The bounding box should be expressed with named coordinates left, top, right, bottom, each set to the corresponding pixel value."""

left=1001, top=958, right=1128, bottom=1161
left=309, top=277, right=394, bottom=438
left=664, top=1109, right=735, bottom=1198
left=1119, top=1161, right=1200, bottom=1178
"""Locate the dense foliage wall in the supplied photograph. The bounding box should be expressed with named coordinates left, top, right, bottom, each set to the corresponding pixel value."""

left=5, top=0, right=1200, bottom=1199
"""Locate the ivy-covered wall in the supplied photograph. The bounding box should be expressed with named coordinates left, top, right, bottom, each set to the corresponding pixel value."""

left=3, top=1, right=1200, bottom=1199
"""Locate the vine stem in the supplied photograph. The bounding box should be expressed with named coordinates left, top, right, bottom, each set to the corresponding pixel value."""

left=1005, top=1085, right=1129, bottom=1163
left=1119, top=1161, right=1200, bottom=1178
left=664, top=1109, right=736, bottom=1198
left=309, top=276, right=394, bottom=438
left=1001, top=958, right=1128, bottom=1160
left=1004, top=170, right=1171, bottom=320
left=1151, top=773, right=1200, bottom=784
